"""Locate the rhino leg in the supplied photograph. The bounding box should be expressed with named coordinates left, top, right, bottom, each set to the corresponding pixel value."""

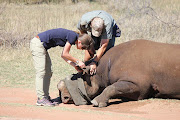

left=91, top=81, right=140, bottom=107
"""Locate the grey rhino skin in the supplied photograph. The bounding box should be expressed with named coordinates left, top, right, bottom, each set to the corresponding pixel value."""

left=58, top=39, right=180, bottom=107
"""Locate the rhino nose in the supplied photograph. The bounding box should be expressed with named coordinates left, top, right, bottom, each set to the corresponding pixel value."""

left=63, top=96, right=70, bottom=104
left=64, top=96, right=69, bottom=100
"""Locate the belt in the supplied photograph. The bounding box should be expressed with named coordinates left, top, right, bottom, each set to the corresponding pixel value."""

left=36, top=35, right=40, bottom=39
left=36, top=35, right=47, bottom=50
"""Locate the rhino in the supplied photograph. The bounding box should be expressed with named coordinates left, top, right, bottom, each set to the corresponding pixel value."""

left=57, top=39, right=180, bottom=107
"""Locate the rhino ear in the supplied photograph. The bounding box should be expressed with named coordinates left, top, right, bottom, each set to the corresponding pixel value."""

left=57, top=80, right=66, bottom=90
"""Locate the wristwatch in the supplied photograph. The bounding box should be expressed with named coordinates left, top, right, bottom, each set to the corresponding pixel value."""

left=75, top=60, right=79, bottom=66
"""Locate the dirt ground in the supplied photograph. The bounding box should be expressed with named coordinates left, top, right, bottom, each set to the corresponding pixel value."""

left=0, top=87, right=180, bottom=120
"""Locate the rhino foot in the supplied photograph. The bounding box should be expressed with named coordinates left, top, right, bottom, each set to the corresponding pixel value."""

left=91, top=99, right=98, bottom=106
left=99, top=102, right=108, bottom=107
left=91, top=99, right=108, bottom=107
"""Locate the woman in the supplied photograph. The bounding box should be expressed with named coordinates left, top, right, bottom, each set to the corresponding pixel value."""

left=30, top=28, right=94, bottom=107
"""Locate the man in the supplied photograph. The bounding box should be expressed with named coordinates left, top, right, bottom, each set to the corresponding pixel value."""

left=77, top=10, right=121, bottom=75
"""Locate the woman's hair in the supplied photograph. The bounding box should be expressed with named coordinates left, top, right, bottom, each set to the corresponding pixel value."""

left=73, top=30, right=95, bottom=54
left=78, top=33, right=96, bottom=54
left=78, top=34, right=92, bottom=48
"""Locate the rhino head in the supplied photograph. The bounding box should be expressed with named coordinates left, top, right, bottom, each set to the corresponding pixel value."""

left=57, top=77, right=73, bottom=104
left=57, top=67, right=92, bottom=105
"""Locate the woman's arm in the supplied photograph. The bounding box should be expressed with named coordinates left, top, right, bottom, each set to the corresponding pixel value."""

left=61, top=42, right=85, bottom=69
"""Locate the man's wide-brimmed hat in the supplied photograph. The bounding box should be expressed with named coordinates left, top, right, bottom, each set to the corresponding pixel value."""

left=91, top=17, right=104, bottom=37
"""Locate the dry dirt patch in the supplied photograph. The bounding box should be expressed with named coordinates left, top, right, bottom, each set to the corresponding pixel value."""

left=0, top=87, right=180, bottom=120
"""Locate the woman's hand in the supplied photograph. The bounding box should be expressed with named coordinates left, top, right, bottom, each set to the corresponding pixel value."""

left=75, top=66, right=83, bottom=72
left=77, top=61, right=86, bottom=69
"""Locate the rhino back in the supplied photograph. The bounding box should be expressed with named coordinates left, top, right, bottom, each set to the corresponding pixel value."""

left=97, top=39, right=180, bottom=97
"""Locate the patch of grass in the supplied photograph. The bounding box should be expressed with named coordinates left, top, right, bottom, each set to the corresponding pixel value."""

left=0, top=0, right=180, bottom=91
left=0, top=47, right=35, bottom=88
left=0, top=46, right=83, bottom=90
